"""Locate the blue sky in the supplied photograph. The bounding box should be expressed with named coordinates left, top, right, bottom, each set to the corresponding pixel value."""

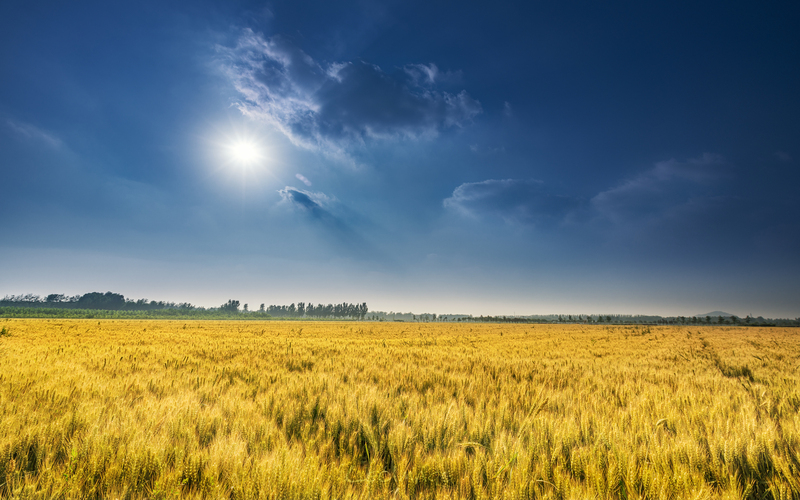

left=2, top=1, right=798, bottom=316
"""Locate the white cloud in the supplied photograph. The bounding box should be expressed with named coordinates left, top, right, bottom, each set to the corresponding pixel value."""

left=402, top=63, right=463, bottom=87
left=404, top=63, right=439, bottom=85
left=295, top=173, right=312, bottom=186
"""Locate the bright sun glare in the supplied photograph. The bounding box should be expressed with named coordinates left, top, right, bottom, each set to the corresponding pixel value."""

left=231, top=142, right=260, bottom=164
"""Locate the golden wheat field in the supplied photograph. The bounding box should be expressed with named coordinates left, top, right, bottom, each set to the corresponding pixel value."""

left=1, top=319, right=799, bottom=500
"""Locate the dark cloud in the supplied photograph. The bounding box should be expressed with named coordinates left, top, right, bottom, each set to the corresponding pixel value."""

left=443, top=178, right=580, bottom=225
left=444, top=155, right=727, bottom=228
left=222, top=30, right=481, bottom=163
left=277, top=186, right=380, bottom=259
left=278, top=187, right=334, bottom=221
left=316, top=62, right=480, bottom=139
left=439, top=154, right=800, bottom=271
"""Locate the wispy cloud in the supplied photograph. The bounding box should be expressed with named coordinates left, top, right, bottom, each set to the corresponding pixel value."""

left=295, top=173, right=312, bottom=186
left=403, top=63, right=463, bottom=86
left=5, top=119, right=63, bottom=149
left=219, top=30, right=481, bottom=164
left=444, top=178, right=580, bottom=225
left=591, top=153, right=725, bottom=222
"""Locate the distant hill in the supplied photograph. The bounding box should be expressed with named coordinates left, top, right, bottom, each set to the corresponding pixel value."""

left=697, top=311, right=735, bottom=317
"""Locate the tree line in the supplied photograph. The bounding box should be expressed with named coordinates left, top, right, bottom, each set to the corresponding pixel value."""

left=0, top=292, right=194, bottom=311
left=1, top=293, right=370, bottom=320
left=3, top=293, right=797, bottom=326
left=254, top=302, right=368, bottom=320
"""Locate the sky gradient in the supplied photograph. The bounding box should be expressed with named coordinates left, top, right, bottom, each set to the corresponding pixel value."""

left=2, top=1, right=799, bottom=317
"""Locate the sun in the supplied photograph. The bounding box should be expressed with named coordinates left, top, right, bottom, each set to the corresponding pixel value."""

left=230, top=141, right=260, bottom=164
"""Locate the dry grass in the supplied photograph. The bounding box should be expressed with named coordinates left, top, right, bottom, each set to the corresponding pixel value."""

left=1, top=319, right=799, bottom=499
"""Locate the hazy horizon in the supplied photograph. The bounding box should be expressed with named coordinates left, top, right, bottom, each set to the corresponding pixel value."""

left=0, top=275, right=790, bottom=320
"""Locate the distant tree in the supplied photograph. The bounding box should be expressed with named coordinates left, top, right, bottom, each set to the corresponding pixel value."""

left=45, top=293, right=65, bottom=303
left=78, top=292, right=126, bottom=310
left=243, top=303, right=248, bottom=312
left=220, top=300, right=240, bottom=313
left=259, top=304, right=265, bottom=312
left=297, top=302, right=306, bottom=317
left=359, top=303, right=368, bottom=320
